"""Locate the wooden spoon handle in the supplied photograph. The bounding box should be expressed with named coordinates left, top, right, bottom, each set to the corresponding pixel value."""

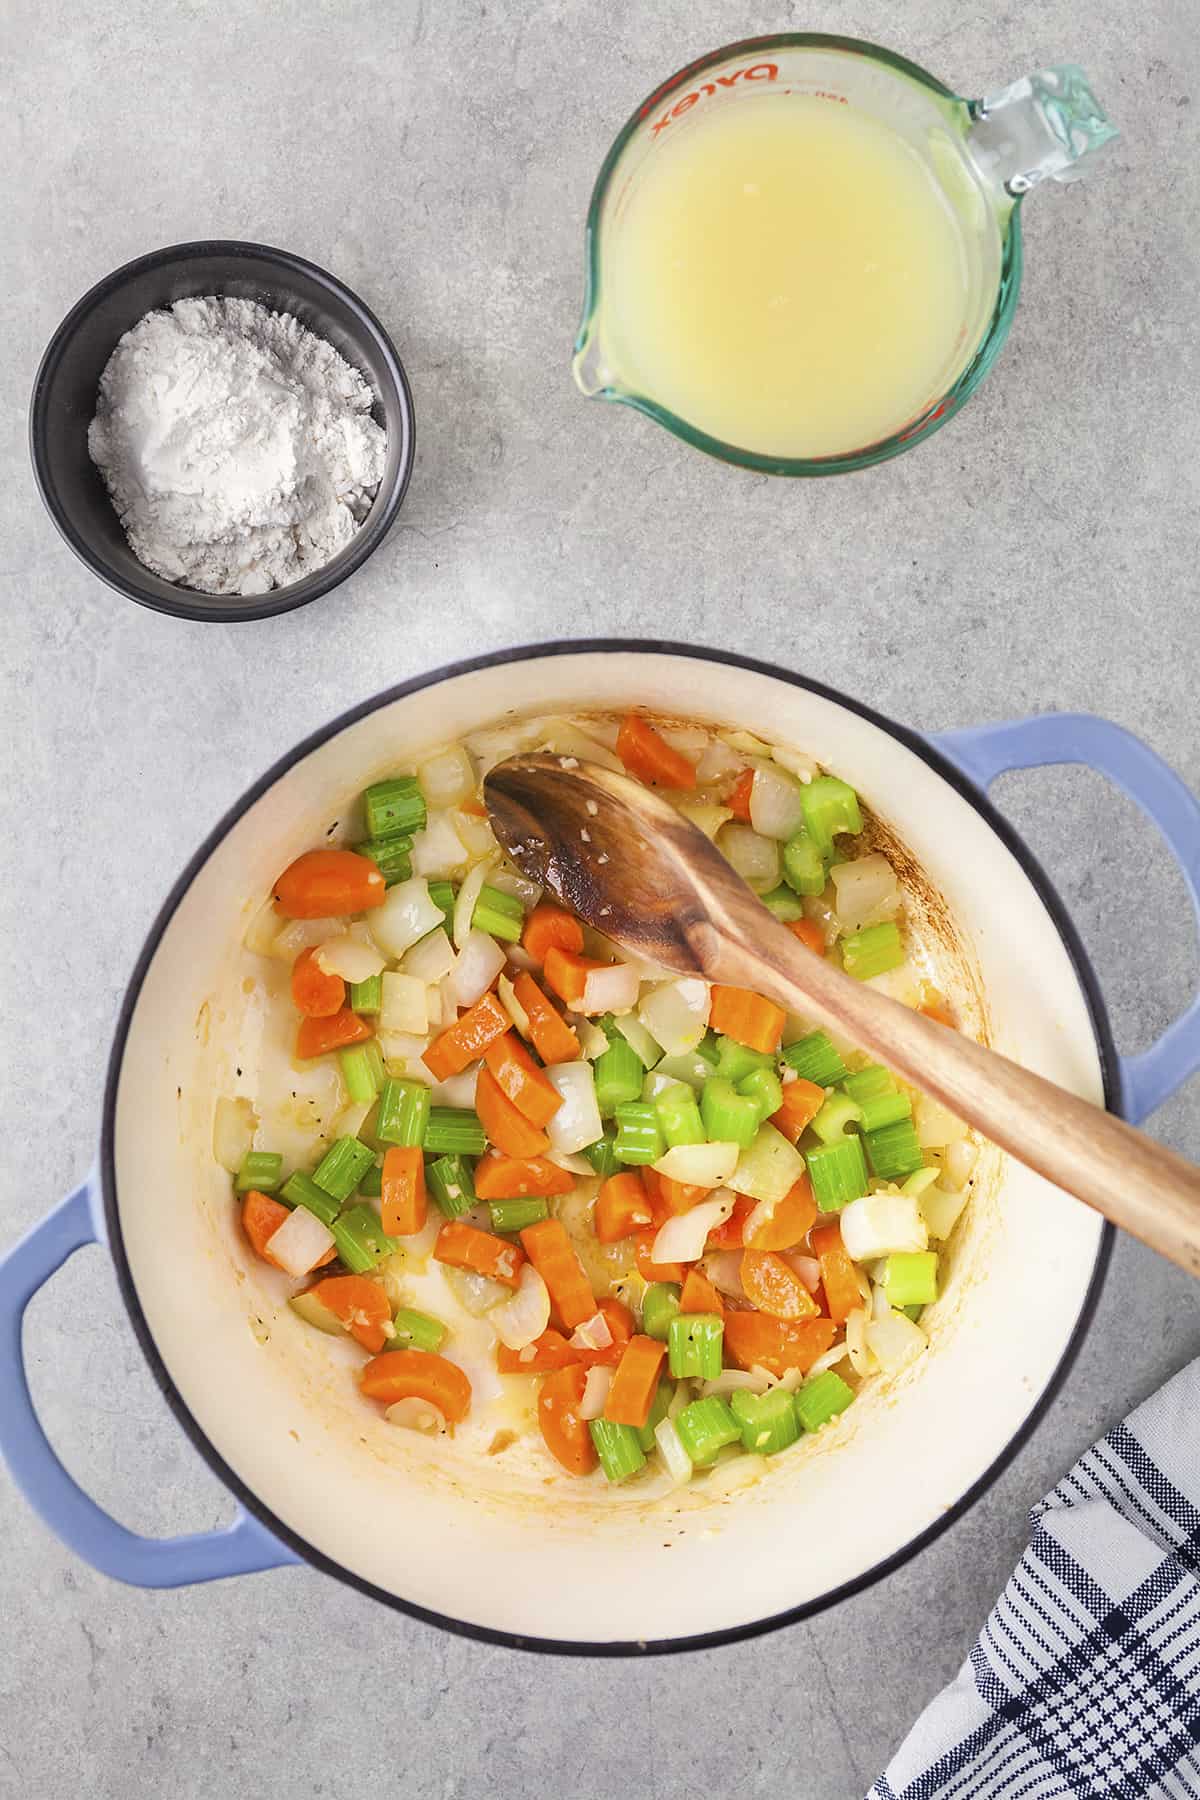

left=717, top=927, right=1200, bottom=1279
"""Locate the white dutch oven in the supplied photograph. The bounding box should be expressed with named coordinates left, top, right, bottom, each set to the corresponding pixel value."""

left=4, top=643, right=1200, bottom=1654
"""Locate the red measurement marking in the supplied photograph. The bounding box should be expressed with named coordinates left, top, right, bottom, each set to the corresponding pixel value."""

left=648, top=62, right=778, bottom=137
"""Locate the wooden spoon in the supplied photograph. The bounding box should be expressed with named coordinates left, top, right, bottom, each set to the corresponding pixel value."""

left=485, top=752, right=1200, bottom=1278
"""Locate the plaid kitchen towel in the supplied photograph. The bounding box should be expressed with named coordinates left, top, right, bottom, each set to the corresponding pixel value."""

left=869, top=1359, right=1200, bottom=1799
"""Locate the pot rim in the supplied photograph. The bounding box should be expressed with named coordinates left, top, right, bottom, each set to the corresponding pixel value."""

left=98, top=638, right=1115, bottom=1654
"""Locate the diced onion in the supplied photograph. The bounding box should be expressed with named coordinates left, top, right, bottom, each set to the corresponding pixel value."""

left=807, top=1342, right=851, bottom=1377
left=782, top=1253, right=821, bottom=1292
left=265, top=1206, right=336, bottom=1278
left=332, top=1098, right=374, bottom=1141
left=401, top=926, right=457, bottom=985
left=920, top=1184, right=969, bottom=1241
left=770, top=743, right=820, bottom=782
left=660, top=724, right=709, bottom=760
left=371, top=878, right=446, bottom=959
left=845, top=1307, right=875, bottom=1377
left=497, top=973, right=532, bottom=1037
left=914, top=1094, right=968, bottom=1150
left=379, top=972, right=429, bottom=1036
left=316, top=934, right=387, bottom=983
left=638, top=978, right=710, bottom=1057
left=749, top=762, right=806, bottom=842
left=539, top=719, right=624, bottom=772
left=943, top=1139, right=979, bottom=1188
left=545, top=1062, right=603, bottom=1154
left=273, top=915, right=348, bottom=961
left=244, top=898, right=283, bottom=957
left=839, top=1193, right=928, bottom=1261
left=720, top=728, right=774, bottom=759
left=442, top=1265, right=510, bottom=1316
left=546, top=1149, right=594, bottom=1175
left=452, top=853, right=498, bottom=951
left=652, top=1191, right=735, bottom=1265
left=450, top=929, right=507, bottom=1008
left=570, top=1310, right=613, bottom=1351
left=378, top=1031, right=434, bottom=1078
left=489, top=1264, right=551, bottom=1350
left=674, top=798, right=734, bottom=841
left=643, top=1071, right=684, bottom=1102
left=455, top=810, right=498, bottom=858
left=865, top=1309, right=927, bottom=1372
left=213, top=1096, right=257, bottom=1173
left=430, top=1068, right=479, bottom=1108
left=489, top=862, right=543, bottom=910
left=694, top=737, right=744, bottom=784
left=386, top=1397, right=447, bottom=1434
left=701, top=1369, right=770, bottom=1397
left=728, top=1124, right=806, bottom=1206
left=579, top=1365, right=613, bottom=1420
left=717, top=822, right=781, bottom=893
left=580, top=962, right=640, bottom=1016
left=654, top=1417, right=693, bottom=1485
left=704, top=1250, right=745, bottom=1299
left=870, top=1280, right=891, bottom=1323
left=575, top=1017, right=609, bottom=1060
left=417, top=744, right=476, bottom=810
left=652, top=1141, right=739, bottom=1188
left=612, top=1014, right=661, bottom=1067
left=411, top=810, right=469, bottom=880
left=830, top=855, right=901, bottom=933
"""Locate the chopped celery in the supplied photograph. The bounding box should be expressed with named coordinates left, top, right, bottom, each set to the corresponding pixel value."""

left=654, top=1047, right=718, bottom=1089
left=737, top=1065, right=783, bottom=1123
left=363, top=1040, right=387, bottom=1091
left=655, top=1083, right=706, bottom=1147
left=390, top=1307, right=447, bottom=1352
left=782, top=829, right=828, bottom=896
left=809, top=1092, right=864, bottom=1144
left=642, top=1282, right=681, bottom=1342
left=842, top=1065, right=894, bottom=1102
left=902, top=1303, right=925, bottom=1322
left=332, top=1203, right=401, bottom=1273
left=313, top=1136, right=376, bottom=1203
left=473, top=883, right=524, bottom=942
left=357, top=1160, right=383, bottom=1198
left=800, top=776, right=862, bottom=858
left=730, top=1387, right=801, bottom=1456
left=864, top=1119, right=925, bottom=1181
left=376, top=1078, right=430, bottom=1148
left=857, top=1090, right=913, bottom=1133
left=594, top=1037, right=644, bottom=1117
left=842, top=921, right=904, bottom=981
left=636, top=1380, right=674, bottom=1453
left=289, top=1289, right=343, bottom=1335
left=488, top=1197, right=549, bottom=1233
left=279, top=1171, right=339, bottom=1228
left=349, top=973, right=382, bottom=1014
left=589, top=1419, right=646, bottom=1483
left=667, top=1313, right=724, bottom=1380
left=581, top=1130, right=620, bottom=1179
left=427, top=881, right=456, bottom=928
left=608, top=1012, right=661, bottom=1068
left=340, top=1044, right=382, bottom=1106
left=761, top=883, right=806, bottom=922
left=427, top=1154, right=476, bottom=1219
left=695, top=1034, right=719, bottom=1069
left=699, top=1076, right=760, bottom=1148
left=613, top=1101, right=665, bottom=1166
left=782, top=1031, right=848, bottom=1086
left=364, top=775, right=426, bottom=840
left=235, top=1151, right=282, bottom=1195
left=794, top=1370, right=855, bottom=1433
left=355, top=836, right=413, bottom=887
left=675, top=1396, right=740, bottom=1466
left=882, top=1251, right=938, bottom=1307
left=806, top=1136, right=869, bottom=1211
left=424, top=1108, right=486, bottom=1156
left=713, top=1036, right=774, bottom=1083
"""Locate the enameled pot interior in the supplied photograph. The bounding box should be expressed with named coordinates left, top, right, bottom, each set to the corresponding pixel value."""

left=108, top=650, right=1106, bottom=1646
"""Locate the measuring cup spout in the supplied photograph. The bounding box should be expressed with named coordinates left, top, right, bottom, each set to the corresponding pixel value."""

left=966, top=64, right=1118, bottom=197
left=572, top=326, right=614, bottom=400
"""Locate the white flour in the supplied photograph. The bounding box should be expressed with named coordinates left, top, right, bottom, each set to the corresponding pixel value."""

left=88, top=296, right=388, bottom=596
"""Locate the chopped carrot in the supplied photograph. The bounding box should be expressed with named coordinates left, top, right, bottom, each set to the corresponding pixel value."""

left=290, top=946, right=346, bottom=1018
left=542, top=947, right=604, bottom=1009
left=582, top=1297, right=636, bottom=1367
left=634, top=1231, right=686, bottom=1285
left=788, top=918, right=826, bottom=957
left=522, top=903, right=584, bottom=966
left=295, top=1007, right=373, bottom=1060
left=679, top=1268, right=725, bottom=1317
left=920, top=999, right=957, bottom=1029
left=727, top=768, right=754, bottom=821
left=723, top=1311, right=837, bottom=1378
left=273, top=849, right=385, bottom=919
left=708, top=985, right=786, bottom=1054
left=482, top=1032, right=562, bottom=1128
left=705, top=1194, right=755, bottom=1250
left=811, top=1223, right=863, bottom=1324
left=496, top=1328, right=581, bottom=1374
left=434, top=1220, right=524, bottom=1288
left=310, top=1274, right=391, bottom=1353
left=473, top=1151, right=574, bottom=1200
left=423, top=991, right=509, bottom=1082
left=241, top=1190, right=293, bottom=1268
left=475, top=1065, right=550, bottom=1158
left=538, top=1365, right=597, bottom=1475
left=644, top=1169, right=708, bottom=1224
left=603, top=1335, right=667, bottom=1428
left=616, top=714, right=698, bottom=790
left=520, top=1218, right=595, bottom=1330
left=380, top=1145, right=426, bottom=1237
left=512, top=973, right=581, bottom=1064
left=743, top=1175, right=818, bottom=1251
left=360, top=1349, right=472, bottom=1424
left=741, top=1249, right=821, bottom=1320
left=770, top=1078, right=827, bottom=1143
left=594, top=1172, right=654, bottom=1243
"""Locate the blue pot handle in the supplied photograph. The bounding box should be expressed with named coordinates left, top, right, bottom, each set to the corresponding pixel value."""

left=0, top=1172, right=299, bottom=1586
left=932, top=713, right=1200, bottom=1124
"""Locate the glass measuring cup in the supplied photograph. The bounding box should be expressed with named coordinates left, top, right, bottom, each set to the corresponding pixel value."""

left=573, top=36, right=1117, bottom=475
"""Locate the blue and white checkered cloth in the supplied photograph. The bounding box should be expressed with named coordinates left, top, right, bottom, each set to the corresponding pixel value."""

left=869, top=1360, right=1200, bottom=1799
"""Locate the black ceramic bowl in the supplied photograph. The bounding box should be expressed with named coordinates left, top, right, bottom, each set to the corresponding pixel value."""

left=29, top=240, right=415, bottom=623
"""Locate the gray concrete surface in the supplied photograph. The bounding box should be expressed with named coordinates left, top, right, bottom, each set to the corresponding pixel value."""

left=2, top=1, right=1198, bottom=1794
